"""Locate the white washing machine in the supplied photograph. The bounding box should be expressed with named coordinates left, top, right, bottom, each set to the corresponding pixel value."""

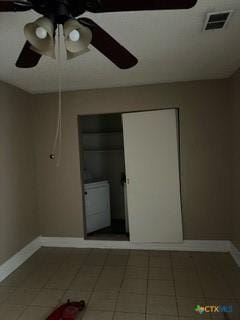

left=84, top=180, right=111, bottom=234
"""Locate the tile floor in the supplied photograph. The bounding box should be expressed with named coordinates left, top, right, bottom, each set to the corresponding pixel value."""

left=0, top=248, right=239, bottom=320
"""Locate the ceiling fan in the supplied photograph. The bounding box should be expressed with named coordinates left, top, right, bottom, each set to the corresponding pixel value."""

left=0, top=0, right=198, bottom=69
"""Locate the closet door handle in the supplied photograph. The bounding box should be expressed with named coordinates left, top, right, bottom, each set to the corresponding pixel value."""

left=84, top=191, right=88, bottom=195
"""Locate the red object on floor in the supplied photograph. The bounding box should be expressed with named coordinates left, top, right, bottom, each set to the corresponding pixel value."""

left=47, top=300, right=85, bottom=320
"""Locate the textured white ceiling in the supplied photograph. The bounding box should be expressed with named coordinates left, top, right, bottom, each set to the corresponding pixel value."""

left=0, top=0, right=240, bottom=93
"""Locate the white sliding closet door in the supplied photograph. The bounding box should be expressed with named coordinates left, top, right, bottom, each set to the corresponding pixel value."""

left=122, top=109, right=183, bottom=243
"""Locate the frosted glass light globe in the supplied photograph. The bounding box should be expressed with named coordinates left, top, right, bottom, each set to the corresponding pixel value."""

left=69, top=30, right=80, bottom=42
left=35, top=27, right=47, bottom=39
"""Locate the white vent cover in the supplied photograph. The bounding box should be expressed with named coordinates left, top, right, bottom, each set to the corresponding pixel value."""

left=203, top=11, right=233, bottom=31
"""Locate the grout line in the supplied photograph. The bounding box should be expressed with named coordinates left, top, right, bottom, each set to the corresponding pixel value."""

left=215, top=253, right=240, bottom=317
left=81, top=249, right=111, bottom=317
left=14, top=247, right=74, bottom=320
left=192, top=252, right=214, bottom=320
left=55, top=247, right=93, bottom=315
left=16, top=305, right=29, bottom=320
left=170, top=251, right=179, bottom=318
left=5, top=248, right=240, bottom=320
left=112, top=250, right=130, bottom=320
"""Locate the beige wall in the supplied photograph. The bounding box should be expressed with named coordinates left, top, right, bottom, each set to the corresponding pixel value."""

left=0, top=81, right=38, bottom=264
left=232, top=71, right=240, bottom=251
left=34, top=79, right=232, bottom=240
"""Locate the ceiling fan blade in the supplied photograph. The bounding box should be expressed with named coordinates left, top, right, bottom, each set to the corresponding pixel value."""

left=86, top=0, right=198, bottom=13
left=0, top=0, right=32, bottom=12
left=79, top=18, right=138, bottom=69
left=16, top=41, right=41, bottom=68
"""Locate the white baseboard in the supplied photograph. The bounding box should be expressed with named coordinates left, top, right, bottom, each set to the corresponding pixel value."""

left=0, top=237, right=238, bottom=283
left=229, top=242, right=240, bottom=267
left=40, top=237, right=230, bottom=253
left=0, top=237, right=41, bottom=282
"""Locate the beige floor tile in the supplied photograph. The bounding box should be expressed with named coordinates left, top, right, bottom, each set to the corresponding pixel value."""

left=69, top=276, right=97, bottom=291
left=114, top=312, right=145, bottom=320
left=147, top=315, right=178, bottom=320
left=196, top=261, right=220, bottom=274
left=25, top=251, right=46, bottom=265
left=82, top=310, right=114, bottom=320
left=201, top=281, right=234, bottom=298
left=45, top=265, right=80, bottom=289
left=45, top=276, right=75, bottom=290
left=18, top=306, right=53, bottom=320
left=101, top=266, right=125, bottom=279
left=214, top=253, right=236, bottom=267
left=211, top=313, right=240, bottom=320
left=29, top=263, right=59, bottom=275
left=149, top=268, right=173, bottom=281
left=149, top=251, right=171, bottom=257
left=175, top=279, right=204, bottom=298
left=130, top=250, right=150, bottom=256
left=0, top=266, right=31, bottom=287
left=58, top=263, right=81, bottom=273
left=210, top=313, right=240, bottom=320
left=91, top=249, right=109, bottom=255
left=0, top=303, right=26, bottom=320
left=1, top=249, right=237, bottom=320
left=229, top=281, right=240, bottom=298
left=116, top=293, right=146, bottom=313
left=0, top=286, right=16, bottom=303
left=147, top=295, right=178, bottom=316
left=121, top=278, right=147, bottom=294
left=62, top=256, right=87, bottom=266
left=5, top=287, right=40, bottom=305
left=84, top=253, right=108, bottom=266
left=192, top=252, right=217, bottom=265
left=171, top=252, right=195, bottom=268
left=128, top=255, right=149, bottom=267
left=108, top=249, right=129, bottom=255
left=148, top=280, right=175, bottom=296
left=198, top=272, right=223, bottom=286
left=70, top=248, right=92, bottom=255
left=177, top=297, right=209, bottom=318
left=17, top=262, right=37, bottom=275
left=64, top=251, right=88, bottom=265
left=125, top=266, right=148, bottom=279
left=171, top=252, right=193, bottom=259
left=88, top=291, right=118, bottom=311
left=173, top=268, right=199, bottom=281
left=105, top=254, right=129, bottom=266
left=61, top=290, right=91, bottom=303
left=149, top=257, right=171, bottom=268
left=95, top=276, right=122, bottom=293
left=21, top=265, right=59, bottom=289
left=223, top=269, right=240, bottom=286
left=79, top=265, right=102, bottom=277
left=178, top=318, right=210, bottom=320
left=40, top=253, right=69, bottom=265
left=31, top=289, right=64, bottom=307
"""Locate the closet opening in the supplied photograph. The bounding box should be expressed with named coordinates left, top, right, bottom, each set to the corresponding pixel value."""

left=78, top=113, right=129, bottom=241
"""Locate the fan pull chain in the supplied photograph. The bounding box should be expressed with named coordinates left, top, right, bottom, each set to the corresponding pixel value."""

left=50, top=24, right=62, bottom=167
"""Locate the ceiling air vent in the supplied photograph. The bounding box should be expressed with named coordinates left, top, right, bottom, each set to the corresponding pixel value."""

left=203, top=11, right=233, bottom=31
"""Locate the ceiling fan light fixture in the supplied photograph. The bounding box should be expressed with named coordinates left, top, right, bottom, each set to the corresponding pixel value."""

left=69, top=29, right=80, bottom=42
left=24, top=17, right=55, bottom=58
left=63, top=18, right=92, bottom=59
left=35, top=26, right=48, bottom=39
